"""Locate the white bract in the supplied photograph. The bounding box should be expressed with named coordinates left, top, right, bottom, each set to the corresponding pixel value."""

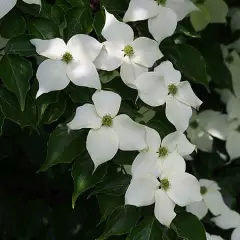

left=31, top=35, right=102, bottom=98
left=123, top=0, right=198, bottom=22
left=0, top=0, right=41, bottom=19
left=206, top=233, right=225, bottom=240
left=187, top=110, right=228, bottom=152
left=94, top=9, right=162, bottom=88
left=131, top=126, right=195, bottom=178
left=186, top=179, right=228, bottom=220
left=67, top=90, right=147, bottom=170
left=125, top=172, right=202, bottom=227
left=135, top=60, right=202, bottom=132
left=211, top=209, right=240, bottom=240
left=190, top=0, right=228, bottom=32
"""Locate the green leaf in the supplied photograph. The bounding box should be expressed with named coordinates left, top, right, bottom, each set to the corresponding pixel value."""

left=66, top=85, right=93, bottom=103
left=71, top=154, right=107, bottom=208
left=171, top=212, right=206, bottom=240
left=41, top=98, right=67, bottom=124
left=162, top=43, right=208, bottom=89
left=90, top=174, right=131, bottom=196
left=101, top=0, right=129, bottom=14
left=192, top=41, right=232, bottom=90
left=39, top=125, right=86, bottom=172
left=100, top=205, right=140, bottom=239
left=28, top=18, right=60, bottom=39
left=64, top=7, right=93, bottom=41
left=40, top=2, right=65, bottom=24
left=100, top=70, right=119, bottom=84
left=93, top=10, right=105, bottom=40
left=97, top=194, right=124, bottom=224
left=4, top=35, right=36, bottom=56
left=0, top=88, right=37, bottom=128
left=127, top=217, right=164, bottom=240
left=0, top=109, right=5, bottom=136
left=0, top=9, right=26, bottom=38
left=67, top=0, right=89, bottom=7
left=0, top=55, right=33, bottom=111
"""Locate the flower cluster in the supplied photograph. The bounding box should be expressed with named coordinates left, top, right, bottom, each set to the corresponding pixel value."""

left=28, top=0, right=204, bottom=228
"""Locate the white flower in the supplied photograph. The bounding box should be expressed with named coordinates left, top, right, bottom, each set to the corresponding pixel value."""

left=131, top=127, right=195, bottom=178
left=190, top=0, right=228, bottom=32
left=211, top=209, right=240, bottom=240
left=0, top=0, right=41, bottom=19
left=67, top=90, right=147, bottom=170
left=135, top=60, right=202, bottom=132
left=125, top=172, right=202, bottom=227
left=187, top=110, right=228, bottom=152
left=186, top=179, right=228, bottom=220
left=225, top=119, right=240, bottom=160
left=123, top=0, right=198, bottom=22
left=206, top=232, right=225, bottom=240
left=94, top=9, right=162, bottom=88
left=123, top=0, right=180, bottom=43
left=31, top=35, right=102, bottom=98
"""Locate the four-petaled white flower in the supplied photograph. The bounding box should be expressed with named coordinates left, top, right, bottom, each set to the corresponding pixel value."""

left=31, top=35, right=103, bottom=98
left=135, top=60, right=202, bottom=132
left=94, top=9, right=162, bottom=89
left=125, top=171, right=202, bottom=227
left=67, top=90, right=147, bottom=170
left=123, top=0, right=198, bottom=42
left=211, top=209, right=240, bottom=240
left=0, top=0, right=41, bottom=19
left=131, top=127, right=195, bottom=178
left=186, top=179, right=228, bottom=220
left=187, top=110, right=228, bottom=152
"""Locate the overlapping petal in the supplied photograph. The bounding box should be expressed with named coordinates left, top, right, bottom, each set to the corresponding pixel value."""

left=36, top=59, right=70, bottom=98
left=86, top=127, right=119, bottom=169
left=92, top=90, right=121, bottom=118
left=67, top=104, right=102, bottom=130
left=125, top=175, right=160, bottom=207
left=186, top=200, right=208, bottom=220
left=0, top=0, right=17, bottom=19
left=154, top=189, right=176, bottom=227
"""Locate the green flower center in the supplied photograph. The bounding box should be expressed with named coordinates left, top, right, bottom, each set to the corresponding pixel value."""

left=168, top=84, right=178, bottom=95
left=156, top=0, right=166, bottom=5
left=160, top=178, right=170, bottom=191
left=102, top=115, right=113, bottom=127
left=200, top=186, right=207, bottom=195
left=62, top=52, right=73, bottom=64
left=158, top=146, right=168, bottom=157
left=190, top=120, right=199, bottom=129
left=123, top=45, right=134, bottom=57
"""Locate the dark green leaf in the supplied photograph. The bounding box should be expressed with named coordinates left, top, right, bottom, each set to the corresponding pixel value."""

left=66, top=85, right=93, bottom=103
left=41, top=98, right=67, bottom=124
left=127, top=217, right=164, bottom=240
left=0, top=9, right=26, bottom=38
left=101, top=0, right=129, bottom=14
left=90, top=174, right=131, bottom=196
left=4, top=34, right=36, bottom=56
left=64, top=7, right=93, bottom=41
left=171, top=212, right=206, bottom=240
left=0, top=55, right=33, bottom=111
left=0, top=109, right=5, bottom=135
left=40, top=2, right=65, bottom=24
left=0, top=88, right=37, bottom=128
left=192, top=41, right=232, bottom=89
left=28, top=18, right=60, bottom=39
left=162, top=43, right=208, bottom=89
left=67, top=0, right=89, bottom=7
left=100, top=70, right=119, bottom=84
left=93, top=10, right=105, bottom=40
left=100, top=205, right=140, bottom=239
left=72, top=154, right=107, bottom=208
left=97, top=194, right=124, bottom=224
left=39, top=125, right=86, bottom=172
left=16, top=0, right=40, bottom=16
